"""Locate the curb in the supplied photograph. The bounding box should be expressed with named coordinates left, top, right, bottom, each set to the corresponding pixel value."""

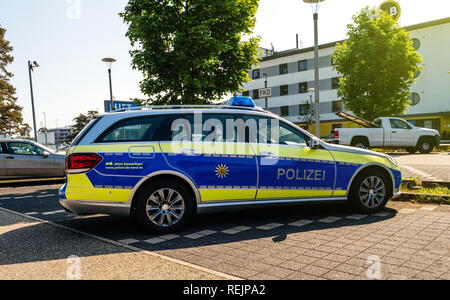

left=402, top=180, right=450, bottom=189
left=393, top=192, right=450, bottom=204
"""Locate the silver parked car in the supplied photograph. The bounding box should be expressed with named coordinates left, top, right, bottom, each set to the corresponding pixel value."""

left=0, top=139, right=65, bottom=179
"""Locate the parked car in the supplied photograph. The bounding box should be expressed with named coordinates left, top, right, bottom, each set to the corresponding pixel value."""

left=0, top=139, right=65, bottom=179
left=59, top=98, right=402, bottom=233
left=330, top=112, right=440, bottom=154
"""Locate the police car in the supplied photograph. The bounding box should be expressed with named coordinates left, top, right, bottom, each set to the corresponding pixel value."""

left=59, top=97, right=401, bottom=233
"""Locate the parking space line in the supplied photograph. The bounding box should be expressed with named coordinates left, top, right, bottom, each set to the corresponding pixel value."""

left=420, top=206, right=438, bottom=211
left=36, top=194, right=56, bottom=198
left=256, top=223, right=283, bottom=230
left=118, top=238, right=140, bottom=245
left=399, top=208, right=417, bottom=214
left=222, top=226, right=251, bottom=235
left=42, top=210, right=66, bottom=215
left=14, top=196, right=33, bottom=199
left=0, top=197, right=12, bottom=200
left=288, top=219, right=314, bottom=227
left=346, top=214, right=368, bottom=220
left=318, top=216, right=342, bottom=223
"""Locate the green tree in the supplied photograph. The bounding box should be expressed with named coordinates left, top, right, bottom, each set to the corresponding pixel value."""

left=332, top=7, right=422, bottom=121
left=18, top=123, right=32, bottom=139
left=0, top=25, right=24, bottom=136
left=70, top=110, right=98, bottom=140
left=120, top=0, right=260, bottom=105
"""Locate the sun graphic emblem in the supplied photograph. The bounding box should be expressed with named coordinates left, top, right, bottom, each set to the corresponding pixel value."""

left=215, top=164, right=229, bottom=179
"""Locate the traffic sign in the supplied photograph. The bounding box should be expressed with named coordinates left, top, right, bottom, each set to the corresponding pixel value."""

left=259, top=88, right=272, bottom=98
left=380, top=1, right=401, bottom=22
left=104, top=100, right=139, bottom=112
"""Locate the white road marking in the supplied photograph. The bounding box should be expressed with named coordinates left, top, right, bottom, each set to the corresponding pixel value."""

left=288, top=219, right=314, bottom=227
left=373, top=211, right=391, bottom=217
left=0, top=197, right=11, bottom=200
left=144, top=237, right=166, bottom=244
left=184, top=233, right=205, bottom=240
left=24, top=212, right=39, bottom=215
left=420, top=206, right=438, bottom=211
left=37, top=194, right=56, bottom=198
left=42, top=210, right=66, bottom=215
left=318, top=216, right=342, bottom=223
left=159, top=234, right=180, bottom=240
left=256, top=223, right=283, bottom=230
left=346, top=214, right=368, bottom=220
left=14, top=196, right=33, bottom=199
left=402, top=166, right=440, bottom=181
left=118, top=238, right=140, bottom=245
left=399, top=208, right=417, bottom=214
left=222, top=226, right=251, bottom=235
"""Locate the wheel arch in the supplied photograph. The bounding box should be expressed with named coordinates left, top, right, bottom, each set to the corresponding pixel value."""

left=350, top=136, right=370, bottom=147
left=346, top=163, right=395, bottom=197
left=128, top=171, right=201, bottom=215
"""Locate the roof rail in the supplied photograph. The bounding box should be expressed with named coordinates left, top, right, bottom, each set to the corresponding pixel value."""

left=110, top=105, right=266, bottom=113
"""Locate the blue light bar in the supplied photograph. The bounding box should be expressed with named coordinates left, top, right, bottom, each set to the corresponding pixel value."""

left=229, top=97, right=255, bottom=108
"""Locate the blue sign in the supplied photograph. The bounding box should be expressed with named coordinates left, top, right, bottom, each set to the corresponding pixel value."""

left=104, top=100, right=139, bottom=112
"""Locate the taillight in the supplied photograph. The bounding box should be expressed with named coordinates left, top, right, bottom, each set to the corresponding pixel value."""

left=66, top=153, right=102, bottom=174
left=333, top=130, right=339, bottom=139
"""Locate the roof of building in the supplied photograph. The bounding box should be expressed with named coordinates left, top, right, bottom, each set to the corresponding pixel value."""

left=260, top=17, right=450, bottom=63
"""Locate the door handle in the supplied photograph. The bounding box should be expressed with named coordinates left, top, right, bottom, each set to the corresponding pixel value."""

left=392, top=131, right=397, bottom=133
left=5, top=156, right=14, bottom=159
left=260, top=151, right=277, bottom=158
left=180, top=148, right=202, bottom=156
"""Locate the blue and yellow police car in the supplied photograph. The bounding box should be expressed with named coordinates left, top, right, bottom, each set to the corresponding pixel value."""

left=59, top=97, right=401, bottom=233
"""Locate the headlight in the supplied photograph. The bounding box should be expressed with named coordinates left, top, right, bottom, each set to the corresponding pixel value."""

left=387, top=156, right=398, bottom=168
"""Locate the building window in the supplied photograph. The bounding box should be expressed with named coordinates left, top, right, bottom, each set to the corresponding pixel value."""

left=253, top=90, right=260, bottom=100
left=411, top=38, right=421, bottom=51
left=299, top=104, right=309, bottom=115
left=298, top=60, right=308, bottom=72
left=281, top=106, right=289, bottom=117
left=332, top=100, right=343, bottom=112
left=332, top=77, right=340, bottom=89
left=280, top=85, right=289, bottom=96
left=409, top=93, right=420, bottom=106
left=252, top=69, right=260, bottom=80
left=299, top=82, right=308, bottom=94
left=279, top=64, right=288, bottom=75
left=242, top=91, right=250, bottom=97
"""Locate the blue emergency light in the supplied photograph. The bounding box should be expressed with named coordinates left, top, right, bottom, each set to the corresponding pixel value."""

left=229, top=96, right=255, bottom=108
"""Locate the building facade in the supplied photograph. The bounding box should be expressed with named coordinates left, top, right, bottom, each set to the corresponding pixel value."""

left=240, top=17, right=450, bottom=139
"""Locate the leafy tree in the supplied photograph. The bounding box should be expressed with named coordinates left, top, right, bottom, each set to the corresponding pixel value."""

left=332, top=7, right=422, bottom=121
left=69, top=110, right=98, bottom=140
left=120, top=0, right=260, bottom=105
left=18, top=123, right=32, bottom=138
left=0, top=25, right=24, bottom=136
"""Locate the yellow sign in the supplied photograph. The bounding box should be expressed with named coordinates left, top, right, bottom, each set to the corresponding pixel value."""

left=380, top=1, right=401, bottom=22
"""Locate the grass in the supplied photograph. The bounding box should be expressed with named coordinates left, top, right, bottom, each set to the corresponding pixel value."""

left=398, top=181, right=450, bottom=205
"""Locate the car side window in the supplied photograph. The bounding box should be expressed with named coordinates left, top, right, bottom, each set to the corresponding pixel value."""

left=97, top=116, right=167, bottom=143
left=7, top=142, right=44, bottom=156
left=170, top=114, right=236, bottom=142
left=390, top=119, right=411, bottom=129
left=0, top=143, right=5, bottom=154
left=241, top=115, right=307, bottom=146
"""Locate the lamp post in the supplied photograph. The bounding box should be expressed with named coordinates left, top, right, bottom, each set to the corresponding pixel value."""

left=28, top=60, right=39, bottom=141
left=102, top=58, right=116, bottom=111
left=303, top=0, right=325, bottom=138
left=42, top=112, right=48, bottom=146
left=307, top=88, right=315, bottom=133
left=263, top=73, right=268, bottom=109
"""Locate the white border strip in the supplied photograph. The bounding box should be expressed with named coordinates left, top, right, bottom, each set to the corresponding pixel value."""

left=0, top=206, right=242, bottom=281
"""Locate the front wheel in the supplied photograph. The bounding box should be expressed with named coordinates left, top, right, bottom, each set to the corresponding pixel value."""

left=349, top=169, right=392, bottom=213
left=417, top=139, right=434, bottom=154
left=136, top=179, right=194, bottom=233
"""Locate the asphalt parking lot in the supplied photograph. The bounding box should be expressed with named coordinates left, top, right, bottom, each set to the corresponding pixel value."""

left=394, top=152, right=450, bottom=182
left=0, top=183, right=449, bottom=280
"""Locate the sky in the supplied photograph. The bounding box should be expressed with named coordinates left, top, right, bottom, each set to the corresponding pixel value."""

left=0, top=0, right=449, bottom=132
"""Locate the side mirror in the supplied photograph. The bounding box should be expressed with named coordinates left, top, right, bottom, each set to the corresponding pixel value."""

left=42, top=151, right=50, bottom=158
left=309, top=137, right=320, bottom=149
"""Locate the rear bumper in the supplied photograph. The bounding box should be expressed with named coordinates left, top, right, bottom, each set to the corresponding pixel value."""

left=59, top=198, right=131, bottom=216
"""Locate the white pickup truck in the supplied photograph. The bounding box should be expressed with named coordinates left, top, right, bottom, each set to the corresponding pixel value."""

left=330, top=112, right=441, bottom=154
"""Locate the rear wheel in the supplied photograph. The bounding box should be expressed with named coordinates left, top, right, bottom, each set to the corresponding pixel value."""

left=351, top=138, right=369, bottom=149
left=136, top=179, right=194, bottom=233
left=349, top=169, right=392, bottom=213
left=417, top=138, right=434, bottom=154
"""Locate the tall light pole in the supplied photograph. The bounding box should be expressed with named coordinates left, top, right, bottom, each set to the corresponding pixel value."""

left=102, top=58, right=116, bottom=111
left=307, top=88, right=315, bottom=133
left=28, top=61, right=39, bottom=141
left=303, top=0, right=325, bottom=138
left=263, top=73, right=268, bottom=109
left=42, top=112, right=48, bottom=146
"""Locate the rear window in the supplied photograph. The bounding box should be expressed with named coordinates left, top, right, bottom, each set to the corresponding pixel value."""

left=72, top=118, right=101, bottom=146
left=96, top=116, right=168, bottom=143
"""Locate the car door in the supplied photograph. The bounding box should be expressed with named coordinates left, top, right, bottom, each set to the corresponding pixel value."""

left=240, top=115, right=336, bottom=201
left=0, top=142, right=7, bottom=178
left=4, top=141, right=55, bottom=178
left=386, top=119, right=415, bottom=146
left=161, top=113, right=258, bottom=203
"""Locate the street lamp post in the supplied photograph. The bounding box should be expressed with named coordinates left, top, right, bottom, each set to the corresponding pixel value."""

left=263, top=73, right=268, bottom=109
left=28, top=61, right=39, bottom=141
left=303, top=0, right=325, bottom=138
left=307, top=88, right=315, bottom=133
left=42, top=112, right=48, bottom=146
left=102, top=58, right=116, bottom=111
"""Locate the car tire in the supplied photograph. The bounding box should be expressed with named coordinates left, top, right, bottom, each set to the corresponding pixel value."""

left=352, top=138, right=369, bottom=149
left=348, top=169, right=392, bottom=213
left=136, top=179, right=195, bottom=233
left=417, top=139, right=434, bottom=154
left=406, top=147, right=417, bottom=154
